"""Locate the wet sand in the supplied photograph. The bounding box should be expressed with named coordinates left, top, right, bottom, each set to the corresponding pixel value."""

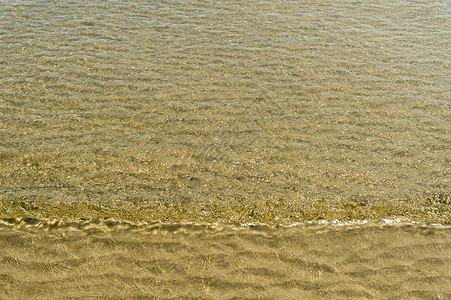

left=1, top=219, right=450, bottom=299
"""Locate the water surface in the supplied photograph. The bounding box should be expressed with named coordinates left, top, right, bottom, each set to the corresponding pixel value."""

left=1, top=218, right=450, bottom=299
left=0, top=0, right=450, bottom=297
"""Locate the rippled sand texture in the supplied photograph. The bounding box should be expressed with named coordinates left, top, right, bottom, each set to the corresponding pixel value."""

left=1, top=1, right=450, bottom=299
left=0, top=0, right=449, bottom=222
left=0, top=220, right=449, bottom=299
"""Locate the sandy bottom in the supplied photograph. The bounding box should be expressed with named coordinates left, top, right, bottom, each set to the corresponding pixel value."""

left=0, top=219, right=449, bottom=299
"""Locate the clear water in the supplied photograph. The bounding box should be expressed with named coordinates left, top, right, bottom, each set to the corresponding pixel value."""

left=0, top=0, right=449, bottom=297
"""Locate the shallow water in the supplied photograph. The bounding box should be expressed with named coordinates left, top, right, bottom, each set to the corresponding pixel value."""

left=0, top=0, right=450, bottom=297
left=0, top=219, right=449, bottom=299
left=1, top=0, right=450, bottom=222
